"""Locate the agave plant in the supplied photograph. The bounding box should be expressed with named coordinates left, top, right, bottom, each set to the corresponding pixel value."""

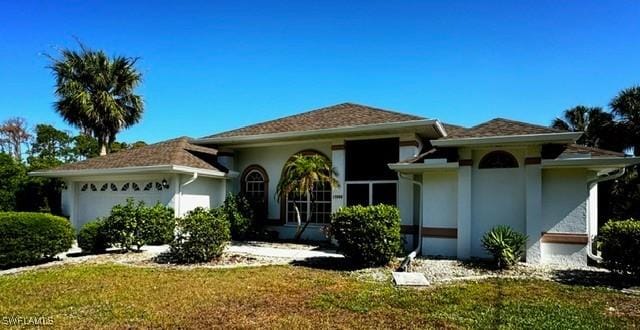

left=481, top=225, right=527, bottom=269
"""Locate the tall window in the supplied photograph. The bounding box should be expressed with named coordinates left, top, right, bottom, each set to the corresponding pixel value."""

left=286, top=181, right=332, bottom=225
left=241, top=166, right=268, bottom=220
left=345, top=138, right=399, bottom=206
left=479, top=151, right=519, bottom=169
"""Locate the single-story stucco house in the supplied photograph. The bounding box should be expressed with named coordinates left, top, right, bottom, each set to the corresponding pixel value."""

left=32, top=103, right=640, bottom=266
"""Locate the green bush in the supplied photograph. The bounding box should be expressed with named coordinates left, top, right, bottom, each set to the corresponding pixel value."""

left=222, top=193, right=253, bottom=240
left=102, top=199, right=176, bottom=251
left=0, top=212, right=74, bottom=268
left=329, top=204, right=403, bottom=267
left=140, top=203, right=175, bottom=245
left=169, top=207, right=230, bottom=264
left=77, top=219, right=110, bottom=253
left=481, top=226, right=527, bottom=269
left=598, top=219, right=640, bottom=276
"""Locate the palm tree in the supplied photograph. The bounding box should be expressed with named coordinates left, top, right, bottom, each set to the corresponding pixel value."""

left=610, top=86, right=640, bottom=156
left=551, top=105, right=624, bottom=151
left=276, top=154, right=339, bottom=240
left=49, top=44, right=144, bottom=155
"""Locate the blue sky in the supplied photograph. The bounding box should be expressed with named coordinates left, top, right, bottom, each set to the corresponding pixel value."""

left=1, top=1, right=639, bottom=143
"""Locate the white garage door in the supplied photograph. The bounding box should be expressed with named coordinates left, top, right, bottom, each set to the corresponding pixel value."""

left=76, top=180, right=165, bottom=228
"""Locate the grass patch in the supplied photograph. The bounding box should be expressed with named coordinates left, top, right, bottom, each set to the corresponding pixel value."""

left=0, top=264, right=638, bottom=329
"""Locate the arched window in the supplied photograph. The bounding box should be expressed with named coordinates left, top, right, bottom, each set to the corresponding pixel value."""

left=479, top=151, right=519, bottom=169
left=283, top=150, right=333, bottom=225
left=241, top=165, right=269, bottom=221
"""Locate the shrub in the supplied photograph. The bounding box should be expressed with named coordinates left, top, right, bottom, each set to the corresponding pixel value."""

left=103, top=198, right=147, bottom=251
left=0, top=212, right=74, bottom=268
left=140, top=203, right=175, bottom=245
left=598, top=219, right=640, bottom=276
left=222, top=193, right=253, bottom=240
left=481, top=226, right=527, bottom=269
left=77, top=219, right=110, bottom=253
left=169, top=207, right=230, bottom=264
left=329, top=204, right=403, bottom=267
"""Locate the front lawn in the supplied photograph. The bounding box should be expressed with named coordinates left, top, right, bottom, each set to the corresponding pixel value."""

left=0, top=264, right=638, bottom=329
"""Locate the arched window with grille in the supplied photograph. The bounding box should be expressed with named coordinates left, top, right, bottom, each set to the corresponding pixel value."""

left=241, top=165, right=269, bottom=221
left=478, top=151, right=519, bottom=169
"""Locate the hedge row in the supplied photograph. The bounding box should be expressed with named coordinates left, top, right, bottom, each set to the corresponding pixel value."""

left=0, top=212, right=74, bottom=268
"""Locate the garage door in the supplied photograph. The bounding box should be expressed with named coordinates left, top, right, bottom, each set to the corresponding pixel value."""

left=76, top=180, right=165, bottom=228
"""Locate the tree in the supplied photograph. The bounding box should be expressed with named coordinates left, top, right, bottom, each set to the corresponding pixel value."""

left=276, top=154, right=338, bottom=240
left=48, top=43, right=144, bottom=155
left=72, top=134, right=100, bottom=160
left=0, top=153, right=27, bottom=211
left=0, top=117, right=31, bottom=161
left=27, top=124, right=75, bottom=166
left=551, top=105, right=625, bottom=151
left=610, top=86, right=640, bottom=156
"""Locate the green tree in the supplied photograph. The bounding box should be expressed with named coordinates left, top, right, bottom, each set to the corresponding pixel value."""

left=610, top=86, right=640, bottom=156
left=0, top=153, right=27, bottom=211
left=276, top=154, right=338, bottom=240
left=551, top=105, right=625, bottom=151
left=27, top=124, right=74, bottom=166
left=72, top=134, right=99, bottom=159
left=49, top=43, right=144, bottom=155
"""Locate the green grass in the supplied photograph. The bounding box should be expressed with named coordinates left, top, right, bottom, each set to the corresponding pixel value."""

left=0, top=264, right=638, bottom=329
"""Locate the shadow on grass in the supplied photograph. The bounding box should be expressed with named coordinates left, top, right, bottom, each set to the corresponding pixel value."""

left=290, top=256, right=364, bottom=271
left=551, top=269, right=639, bottom=289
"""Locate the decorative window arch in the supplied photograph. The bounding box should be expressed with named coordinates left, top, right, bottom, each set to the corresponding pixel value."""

left=241, top=165, right=269, bottom=221
left=479, top=151, right=519, bottom=169
left=282, top=150, right=333, bottom=225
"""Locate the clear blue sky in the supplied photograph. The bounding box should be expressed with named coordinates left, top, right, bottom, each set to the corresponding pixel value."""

left=1, top=1, right=639, bottom=143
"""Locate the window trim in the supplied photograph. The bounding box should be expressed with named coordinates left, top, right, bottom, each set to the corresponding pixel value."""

left=240, top=165, right=269, bottom=220
left=478, top=150, right=519, bottom=169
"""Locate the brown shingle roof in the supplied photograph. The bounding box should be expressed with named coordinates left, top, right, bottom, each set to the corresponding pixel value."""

left=205, top=103, right=425, bottom=138
left=42, top=137, right=225, bottom=172
left=444, top=118, right=563, bottom=139
left=561, top=144, right=626, bottom=158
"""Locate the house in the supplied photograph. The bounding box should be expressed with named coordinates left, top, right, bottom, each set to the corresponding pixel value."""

left=31, top=103, right=640, bottom=266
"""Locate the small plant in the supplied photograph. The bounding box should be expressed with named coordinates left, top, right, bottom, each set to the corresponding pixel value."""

left=169, top=207, right=230, bottom=264
left=77, top=219, right=110, bottom=253
left=0, top=212, right=75, bottom=268
left=222, top=193, right=253, bottom=240
left=329, top=204, right=403, bottom=267
left=140, top=203, right=175, bottom=245
left=597, top=219, right=640, bottom=277
left=481, top=225, right=527, bottom=269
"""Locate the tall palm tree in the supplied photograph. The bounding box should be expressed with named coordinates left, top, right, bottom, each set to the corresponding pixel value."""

left=49, top=44, right=144, bottom=155
left=551, top=105, right=624, bottom=151
left=276, top=154, right=338, bottom=240
left=610, top=86, right=640, bottom=156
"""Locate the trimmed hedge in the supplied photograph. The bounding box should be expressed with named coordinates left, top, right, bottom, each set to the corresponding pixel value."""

left=330, top=204, right=403, bottom=267
left=222, top=193, right=253, bottom=240
left=0, top=212, right=74, bottom=268
left=77, top=220, right=110, bottom=253
left=598, top=219, right=640, bottom=277
left=169, top=207, right=230, bottom=264
left=140, top=203, right=175, bottom=245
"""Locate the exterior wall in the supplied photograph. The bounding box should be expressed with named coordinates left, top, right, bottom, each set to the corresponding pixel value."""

left=422, top=171, right=458, bottom=257
left=177, top=175, right=226, bottom=217
left=470, top=148, right=527, bottom=258
left=540, top=168, right=590, bottom=266
left=235, top=141, right=333, bottom=241
left=398, top=143, right=419, bottom=250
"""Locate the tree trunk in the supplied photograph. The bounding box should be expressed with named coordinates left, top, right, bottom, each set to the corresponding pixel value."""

left=99, top=143, right=107, bottom=156
left=294, top=194, right=314, bottom=241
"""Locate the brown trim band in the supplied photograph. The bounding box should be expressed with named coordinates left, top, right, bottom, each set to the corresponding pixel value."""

left=400, top=225, right=418, bottom=235
left=422, top=227, right=457, bottom=238
left=540, top=232, right=588, bottom=245
left=525, top=157, right=542, bottom=165
left=331, top=144, right=345, bottom=150
left=459, top=159, right=473, bottom=166
left=399, top=140, right=420, bottom=148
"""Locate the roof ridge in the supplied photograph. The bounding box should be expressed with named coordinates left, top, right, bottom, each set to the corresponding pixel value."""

left=476, top=117, right=565, bottom=132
